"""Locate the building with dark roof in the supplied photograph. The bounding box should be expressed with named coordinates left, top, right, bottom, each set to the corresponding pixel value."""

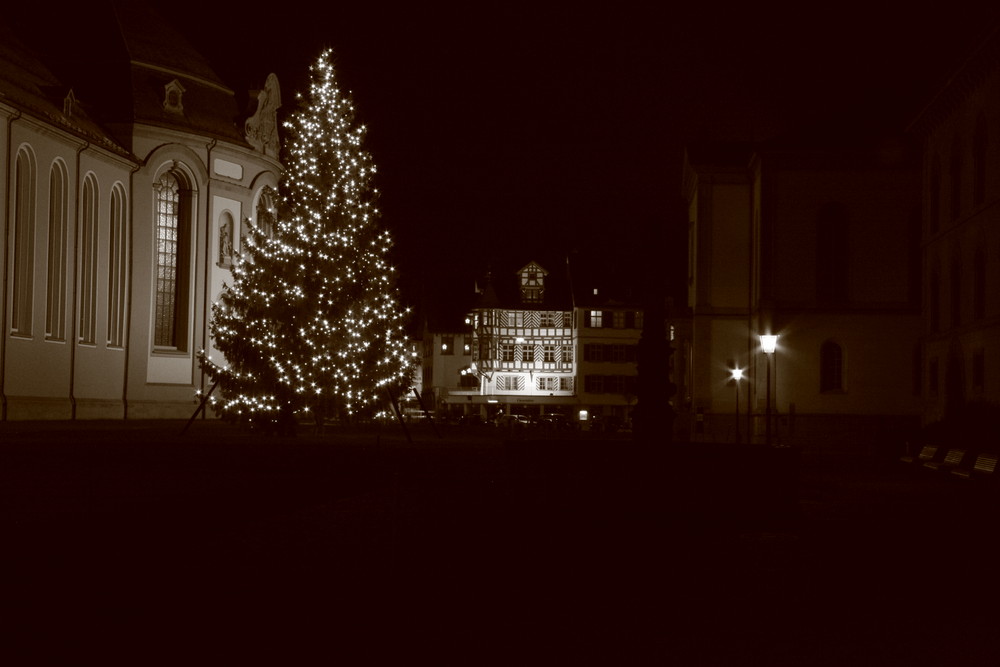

left=419, top=256, right=659, bottom=431
left=1, top=3, right=282, bottom=419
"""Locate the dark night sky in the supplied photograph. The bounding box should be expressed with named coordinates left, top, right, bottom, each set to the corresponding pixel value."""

left=165, top=3, right=997, bottom=316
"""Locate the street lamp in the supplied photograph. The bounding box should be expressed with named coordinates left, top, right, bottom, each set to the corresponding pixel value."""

left=730, top=367, right=743, bottom=444
left=760, top=334, right=778, bottom=446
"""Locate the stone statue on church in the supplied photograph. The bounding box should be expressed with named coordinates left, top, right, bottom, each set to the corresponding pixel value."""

left=244, top=73, right=281, bottom=158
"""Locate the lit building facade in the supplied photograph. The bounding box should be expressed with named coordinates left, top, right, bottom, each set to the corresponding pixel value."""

left=0, top=6, right=281, bottom=419
left=683, top=135, right=924, bottom=444
left=428, top=260, right=646, bottom=429
left=419, top=326, right=476, bottom=417
left=463, top=261, right=577, bottom=419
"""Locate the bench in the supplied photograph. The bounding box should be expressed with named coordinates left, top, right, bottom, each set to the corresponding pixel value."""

left=924, top=447, right=966, bottom=472
left=951, top=452, right=998, bottom=479
left=901, top=444, right=937, bottom=465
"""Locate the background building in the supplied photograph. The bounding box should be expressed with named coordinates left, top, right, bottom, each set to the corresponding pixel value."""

left=682, top=131, right=924, bottom=445
left=574, top=288, right=646, bottom=431
left=416, top=258, right=664, bottom=431
left=909, top=24, right=1000, bottom=434
left=463, top=261, right=578, bottom=423
left=418, top=313, right=475, bottom=420
left=1, top=5, right=281, bottom=419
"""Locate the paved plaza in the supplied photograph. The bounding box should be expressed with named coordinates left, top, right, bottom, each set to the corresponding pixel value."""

left=1, top=420, right=997, bottom=665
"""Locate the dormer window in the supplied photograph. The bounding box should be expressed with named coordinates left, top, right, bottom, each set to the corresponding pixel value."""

left=63, top=89, right=79, bottom=118
left=164, top=79, right=186, bottom=115
left=518, top=261, right=547, bottom=304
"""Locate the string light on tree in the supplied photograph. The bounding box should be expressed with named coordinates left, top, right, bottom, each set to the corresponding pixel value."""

left=199, top=48, right=412, bottom=433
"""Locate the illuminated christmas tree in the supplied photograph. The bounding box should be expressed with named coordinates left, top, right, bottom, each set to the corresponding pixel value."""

left=201, top=49, right=412, bottom=432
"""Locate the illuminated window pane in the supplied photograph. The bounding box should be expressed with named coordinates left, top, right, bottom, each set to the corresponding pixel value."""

left=520, top=343, right=535, bottom=365
left=154, top=173, right=180, bottom=347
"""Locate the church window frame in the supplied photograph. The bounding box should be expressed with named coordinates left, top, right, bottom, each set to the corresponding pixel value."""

left=12, top=147, right=36, bottom=337
left=46, top=160, right=68, bottom=341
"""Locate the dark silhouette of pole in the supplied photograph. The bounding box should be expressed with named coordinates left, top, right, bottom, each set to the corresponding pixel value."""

left=181, top=379, right=219, bottom=434
left=760, top=334, right=777, bottom=447
left=386, top=386, right=413, bottom=445
left=765, top=357, right=772, bottom=447
left=734, top=375, right=741, bottom=445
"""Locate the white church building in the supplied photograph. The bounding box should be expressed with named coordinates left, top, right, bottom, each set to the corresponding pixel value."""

left=1, top=4, right=282, bottom=419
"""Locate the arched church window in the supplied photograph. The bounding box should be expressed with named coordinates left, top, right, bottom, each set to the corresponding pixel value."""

left=153, top=171, right=191, bottom=350
left=46, top=161, right=68, bottom=341
left=79, top=174, right=99, bottom=345
left=13, top=148, right=36, bottom=336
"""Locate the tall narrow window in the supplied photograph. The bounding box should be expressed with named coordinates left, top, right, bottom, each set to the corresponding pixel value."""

left=12, top=149, right=36, bottom=336
left=256, top=186, right=277, bottom=241
left=107, top=184, right=127, bottom=347
left=816, top=202, right=849, bottom=303
left=974, top=114, right=987, bottom=208
left=46, top=162, right=68, bottom=341
left=820, top=341, right=843, bottom=393
left=79, top=174, right=98, bottom=345
left=973, top=247, right=986, bottom=321
left=153, top=171, right=189, bottom=350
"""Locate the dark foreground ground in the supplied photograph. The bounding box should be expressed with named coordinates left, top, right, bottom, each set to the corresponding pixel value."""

left=1, top=420, right=998, bottom=665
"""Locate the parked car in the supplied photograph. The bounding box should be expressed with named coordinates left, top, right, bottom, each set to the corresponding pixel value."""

left=495, top=414, right=533, bottom=428
left=537, top=414, right=572, bottom=430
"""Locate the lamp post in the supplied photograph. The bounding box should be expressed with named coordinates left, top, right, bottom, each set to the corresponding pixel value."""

left=760, top=334, right=778, bottom=447
left=730, top=367, right=743, bottom=444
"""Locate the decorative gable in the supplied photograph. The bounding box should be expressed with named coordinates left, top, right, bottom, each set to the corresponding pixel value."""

left=518, top=261, right=547, bottom=304
left=62, top=89, right=79, bottom=118
left=163, top=79, right=186, bottom=114
left=244, top=73, right=282, bottom=158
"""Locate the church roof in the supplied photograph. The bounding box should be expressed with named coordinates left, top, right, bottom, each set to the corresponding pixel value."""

left=3, top=2, right=257, bottom=152
left=113, top=3, right=246, bottom=145
left=0, top=18, right=130, bottom=157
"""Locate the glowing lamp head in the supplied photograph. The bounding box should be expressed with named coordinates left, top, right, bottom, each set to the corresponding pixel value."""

left=760, top=334, right=778, bottom=355
left=731, top=367, right=744, bottom=382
